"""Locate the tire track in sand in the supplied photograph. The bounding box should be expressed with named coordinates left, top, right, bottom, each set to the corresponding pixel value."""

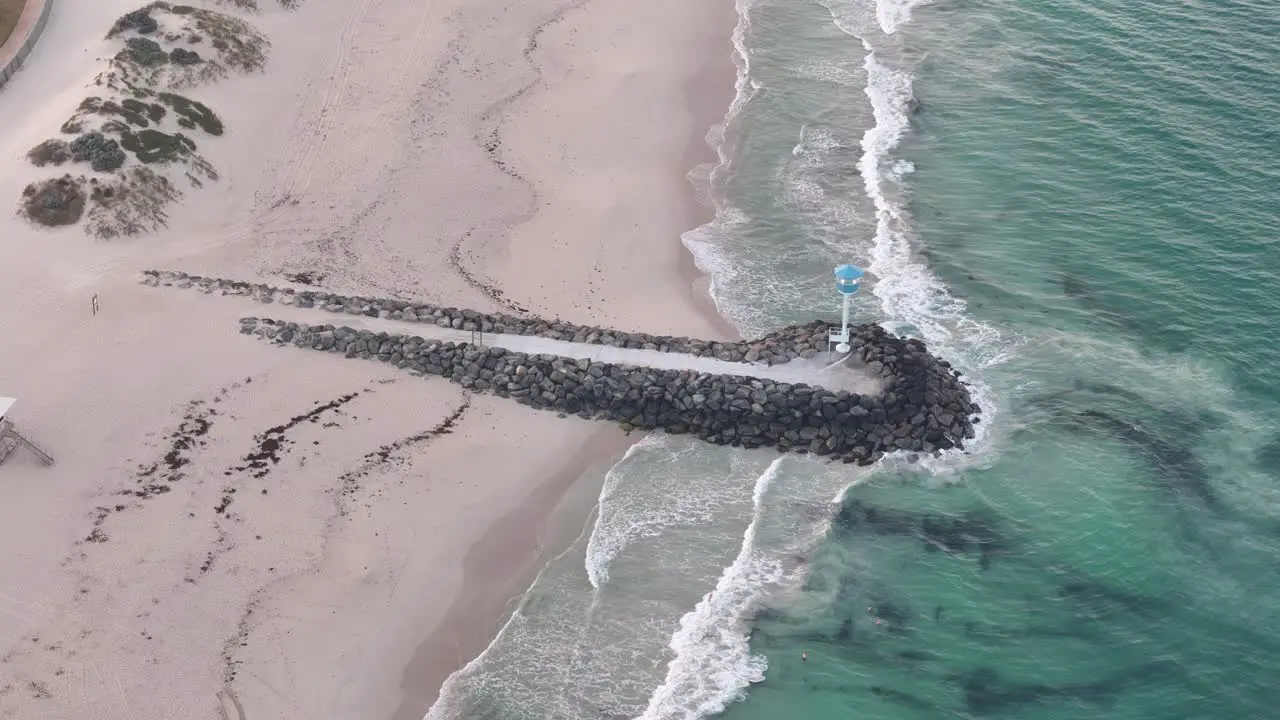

left=280, top=0, right=439, bottom=295
left=259, top=0, right=378, bottom=215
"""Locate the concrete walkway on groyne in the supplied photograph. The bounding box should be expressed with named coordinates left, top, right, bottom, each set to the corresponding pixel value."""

left=255, top=304, right=884, bottom=396
left=145, top=271, right=979, bottom=459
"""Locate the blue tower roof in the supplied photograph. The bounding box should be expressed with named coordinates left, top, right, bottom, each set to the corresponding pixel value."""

left=834, top=264, right=865, bottom=280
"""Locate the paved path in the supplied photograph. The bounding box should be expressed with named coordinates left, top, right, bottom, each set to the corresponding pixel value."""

left=0, top=0, right=53, bottom=90
left=260, top=305, right=883, bottom=395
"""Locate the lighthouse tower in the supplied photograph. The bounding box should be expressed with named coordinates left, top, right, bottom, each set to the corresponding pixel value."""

left=827, top=264, right=864, bottom=354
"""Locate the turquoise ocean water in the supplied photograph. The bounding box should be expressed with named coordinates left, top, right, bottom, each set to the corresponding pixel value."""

left=425, top=0, right=1280, bottom=717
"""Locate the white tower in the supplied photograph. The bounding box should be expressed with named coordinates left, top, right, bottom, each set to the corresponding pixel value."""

left=827, top=264, right=864, bottom=354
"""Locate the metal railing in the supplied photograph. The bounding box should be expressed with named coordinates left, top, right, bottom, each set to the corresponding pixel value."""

left=0, top=419, right=54, bottom=466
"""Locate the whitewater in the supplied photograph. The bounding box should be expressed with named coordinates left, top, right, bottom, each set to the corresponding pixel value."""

left=623, top=0, right=1013, bottom=718
left=425, top=0, right=1012, bottom=716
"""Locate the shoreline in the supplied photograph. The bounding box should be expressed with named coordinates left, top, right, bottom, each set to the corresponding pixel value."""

left=678, top=0, right=744, bottom=344
left=0, top=0, right=743, bottom=718
left=398, top=0, right=745, bottom=714
left=389, top=427, right=633, bottom=719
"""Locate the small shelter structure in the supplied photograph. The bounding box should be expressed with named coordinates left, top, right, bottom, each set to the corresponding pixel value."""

left=0, top=397, right=54, bottom=466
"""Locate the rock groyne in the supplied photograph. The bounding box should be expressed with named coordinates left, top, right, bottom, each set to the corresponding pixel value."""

left=143, top=270, right=834, bottom=365
left=236, top=317, right=979, bottom=465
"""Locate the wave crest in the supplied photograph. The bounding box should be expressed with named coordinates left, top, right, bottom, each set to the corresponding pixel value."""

left=633, top=458, right=784, bottom=720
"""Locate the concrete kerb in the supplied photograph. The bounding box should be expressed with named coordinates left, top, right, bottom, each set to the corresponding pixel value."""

left=0, top=0, right=54, bottom=90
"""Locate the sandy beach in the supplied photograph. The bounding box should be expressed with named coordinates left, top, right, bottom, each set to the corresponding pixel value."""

left=0, top=0, right=735, bottom=717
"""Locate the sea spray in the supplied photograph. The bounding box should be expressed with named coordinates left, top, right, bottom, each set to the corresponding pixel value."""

left=857, top=45, right=951, bottom=340
left=709, top=0, right=759, bottom=182
left=818, top=0, right=932, bottom=37
left=875, top=0, right=931, bottom=34
left=783, top=123, right=875, bottom=259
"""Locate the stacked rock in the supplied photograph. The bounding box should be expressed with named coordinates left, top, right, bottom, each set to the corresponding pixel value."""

left=145, top=271, right=861, bottom=366
left=848, top=324, right=977, bottom=452
left=743, top=320, right=834, bottom=364
left=239, top=317, right=978, bottom=464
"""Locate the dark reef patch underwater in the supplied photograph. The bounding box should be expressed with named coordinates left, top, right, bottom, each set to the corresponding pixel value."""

left=712, top=0, right=1280, bottom=717
left=419, top=0, right=1280, bottom=716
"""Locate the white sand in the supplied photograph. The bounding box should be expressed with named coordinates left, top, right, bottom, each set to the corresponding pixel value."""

left=0, top=0, right=736, bottom=718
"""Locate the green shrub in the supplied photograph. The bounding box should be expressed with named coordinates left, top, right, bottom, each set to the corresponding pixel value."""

left=157, top=92, right=223, bottom=135
left=121, top=129, right=197, bottom=163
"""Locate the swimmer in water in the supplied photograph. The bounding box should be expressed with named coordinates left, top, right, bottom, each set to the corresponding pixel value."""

left=802, top=651, right=808, bottom=662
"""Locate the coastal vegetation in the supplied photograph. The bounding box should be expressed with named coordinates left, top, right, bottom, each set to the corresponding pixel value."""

left=158, top=92, right=224, bottom=134
left=103, top=2, right=269, bottom=90
left=21, top=169, right=180, bottom=238
left=17, top=3, right=254, bottom=237
left=209, top=0, right=304, bottom=10
left=21, top=176, right=86, bottom=227
left=26, top=139, right=70, bottom=167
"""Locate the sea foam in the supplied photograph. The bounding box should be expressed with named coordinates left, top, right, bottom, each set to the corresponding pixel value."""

left=633, top=458, right=784, bottom=720
left=643, top=9, right=1017, bottom=716
left=876, top=0, right=932, bottom=34
left=632, top=455, right=880, bottom=719
left=432, top=3, right=1016, bottom=718
left=585, top=436, right=666, bottom=589
left=679, top=0, right=763, bottom=334
left=585, top=436, right=737, bottom=590
left=856, top=40, right=1011, bottom=462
